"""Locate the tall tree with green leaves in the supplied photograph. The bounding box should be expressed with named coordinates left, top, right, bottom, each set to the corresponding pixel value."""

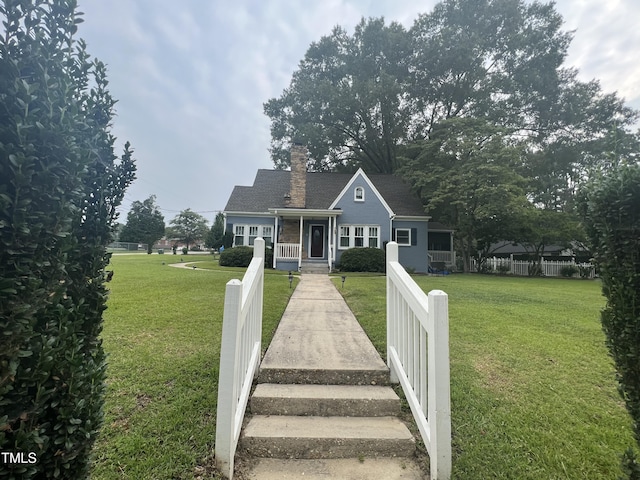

left=264, top=17, right=411, bottom=173
left=204, top=212, right=225, bottom=250
left=169, top=209, right=209, bottom=252
left=400, top=118, right=530, bottom=272
left=0, top=0, right=135, bottom=477
left=120, top=195, right=165, bottom=254
left=265, top=0, right=638, bottom=213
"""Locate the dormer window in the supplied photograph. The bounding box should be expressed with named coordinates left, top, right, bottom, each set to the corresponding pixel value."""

left=354, top=186, right=365, bottom=202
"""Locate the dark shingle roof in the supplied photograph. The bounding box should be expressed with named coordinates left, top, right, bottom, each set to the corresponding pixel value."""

left=224, top=169, right=428, bottom=217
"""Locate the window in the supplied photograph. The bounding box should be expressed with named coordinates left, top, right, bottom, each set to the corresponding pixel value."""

left=234, top=225, right=245, bottom=246
left=354, top=227, right=364, bottom=247
left=368, top=227, right=379, bottom=248
left=338, top=224, right=380, bottom=249
left=340, top=226, right=350, bottom=248
left=262, top=226, right=272, bottom=246
left=395, top=228, right=411, bottom=246
left=248, top=226, right=259, bottom=245
left=233, top=224, right=273, bottom=247
left=354, top=186, right=365, bottom=202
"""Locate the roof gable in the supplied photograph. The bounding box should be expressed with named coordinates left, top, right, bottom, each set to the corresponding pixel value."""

left=329, top=168, right=393, bottom=216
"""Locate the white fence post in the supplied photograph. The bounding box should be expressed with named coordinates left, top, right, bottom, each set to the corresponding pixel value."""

left=428, top=290, right=452, bottom=479
left=215, top=238, right=265, bottom=479
left=386, top=241, right=399, bottom=383
left=215, top=278, right=242, bottom=478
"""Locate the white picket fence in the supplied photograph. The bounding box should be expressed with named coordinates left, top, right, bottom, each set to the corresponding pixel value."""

left=386, top=242, right=452, bottom=480
left=215, top=238, right=265, bottom=479
left=471, top=256, right=596, bottom=278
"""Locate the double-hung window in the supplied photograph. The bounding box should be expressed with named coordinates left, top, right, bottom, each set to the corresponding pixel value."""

left=394, top=228, right=411, bottom=246
left=354, top=227, right=364, bottom=247
left=262, top=226, right=272, bottom=246
left=234, top=225, right=245, bottom=246
left=368, top=227, right=379, bottom=248
left=339, top=226, right=351, bottom=248
left=248, top=226, right=259, bottom=245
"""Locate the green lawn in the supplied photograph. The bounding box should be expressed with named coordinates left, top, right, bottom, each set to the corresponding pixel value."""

left=335, top=273, right=636, bottom=479
left=92, top=254, right=296, bottom=479
left=94, top=256, right=635, bottom=479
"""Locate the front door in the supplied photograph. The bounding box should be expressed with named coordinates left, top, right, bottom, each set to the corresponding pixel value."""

left=310, top=225, right=324, bottom=258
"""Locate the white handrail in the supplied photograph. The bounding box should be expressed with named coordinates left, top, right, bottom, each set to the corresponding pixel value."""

left=215, top=238, right=265, bottom=479
left=386, top=242, right=452, bottom=480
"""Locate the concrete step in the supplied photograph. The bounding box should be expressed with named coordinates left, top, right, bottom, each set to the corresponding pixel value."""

left=241, top=415, right=415, bottom=459
left=300, top=263, right=330, bottom=274
left=257, top=367, right=390, bottom=386
left=242, top=458, right=426, bottom=479
left=251, top=384, right=401, bottom=417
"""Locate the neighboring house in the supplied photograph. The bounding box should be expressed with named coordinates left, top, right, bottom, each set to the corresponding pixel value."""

left=223, top=145, right=454, bottom=273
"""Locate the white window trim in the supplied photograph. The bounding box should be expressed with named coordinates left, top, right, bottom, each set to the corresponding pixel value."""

left=354, top=186, right=365, bottom=202
left=338, top=224, right=380, bottom=250
left=233, top=224, right=273, bottom=247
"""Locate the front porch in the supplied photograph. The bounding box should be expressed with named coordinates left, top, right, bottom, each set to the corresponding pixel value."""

left=270, top=208, right=341, bottom=272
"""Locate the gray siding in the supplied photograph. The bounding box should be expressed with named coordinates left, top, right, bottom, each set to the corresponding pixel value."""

left=393, top=219, right=429, bottom=273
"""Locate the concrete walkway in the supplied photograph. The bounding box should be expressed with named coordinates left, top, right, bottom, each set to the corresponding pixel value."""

left=239, top=275, right=426, bottom=479
left=258, top=274, right=388, bottom=384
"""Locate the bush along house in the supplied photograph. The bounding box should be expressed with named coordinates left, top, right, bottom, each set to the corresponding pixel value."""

left=223, top=144, right=454, bottom=273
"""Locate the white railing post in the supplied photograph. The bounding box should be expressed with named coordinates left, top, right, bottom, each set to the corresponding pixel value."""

left=386, top=241, right=399, bottom=383
left=428, top=290, right=452, bottom=480
left=215, top=238, right=265, bottom=479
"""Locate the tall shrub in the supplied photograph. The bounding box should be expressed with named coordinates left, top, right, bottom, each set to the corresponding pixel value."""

left=0, top=1, right=135, bottom=478
left=580, top=164, right=640, bottom=478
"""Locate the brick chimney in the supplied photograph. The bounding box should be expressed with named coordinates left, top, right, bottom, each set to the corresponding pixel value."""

left=289, top=144, right=307, bottom=208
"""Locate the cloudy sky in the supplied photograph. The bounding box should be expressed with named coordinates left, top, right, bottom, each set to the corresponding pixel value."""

left=76, top=0, right=640, bottom=224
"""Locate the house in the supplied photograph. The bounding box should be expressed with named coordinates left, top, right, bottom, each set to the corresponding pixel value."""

left=223, top=145, right=454, bottom=273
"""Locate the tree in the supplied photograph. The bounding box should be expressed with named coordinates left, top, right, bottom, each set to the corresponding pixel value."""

left=120, top=195, right=165, bottom=254
left=265, top=0, right=638, bottom=209
left=205, top=212, right=224, bottom=250
left=579, top=163, right=640, bottom=478
left=514, top=208, right=584, bottom=275
left=169, top=209, right=209, bottom=252
left=264, top=17, right=411, bottom=173
left=0, top=1, right=136, bottom=477
left=400, top=118, right=530, bottom=272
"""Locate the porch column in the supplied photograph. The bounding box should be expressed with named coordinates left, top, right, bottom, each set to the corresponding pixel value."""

left=327, top=215, right=332, bottom=271
left=298, top=215, right=303, bottom=271
left=273, top=215, right=279, bottom=268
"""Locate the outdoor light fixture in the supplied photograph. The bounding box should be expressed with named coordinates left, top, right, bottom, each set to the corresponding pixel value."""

left=288, top=271, right=293, bottom=288
left=341, top=275, right=346, bottom=289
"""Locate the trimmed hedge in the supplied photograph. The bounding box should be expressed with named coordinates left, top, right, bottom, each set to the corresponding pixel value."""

left=0, top=3, right=135, bottom=478
left=338, top=248, right=386, bottom=272
left=219, top=246, right=273, bottom=268
left=580, top=164, right=640, bottom=475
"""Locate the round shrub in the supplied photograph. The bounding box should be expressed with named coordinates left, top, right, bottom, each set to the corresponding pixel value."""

left=560, top=265, right=579, bottom=277
left=339, top=247, right=385, bottom=272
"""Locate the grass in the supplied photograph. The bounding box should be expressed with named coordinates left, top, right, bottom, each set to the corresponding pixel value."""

left=95, top=257, right=635, bottom=479
left=334, top=273, right=636, bottom=479
left=92, top=254, right=296, bottom=479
